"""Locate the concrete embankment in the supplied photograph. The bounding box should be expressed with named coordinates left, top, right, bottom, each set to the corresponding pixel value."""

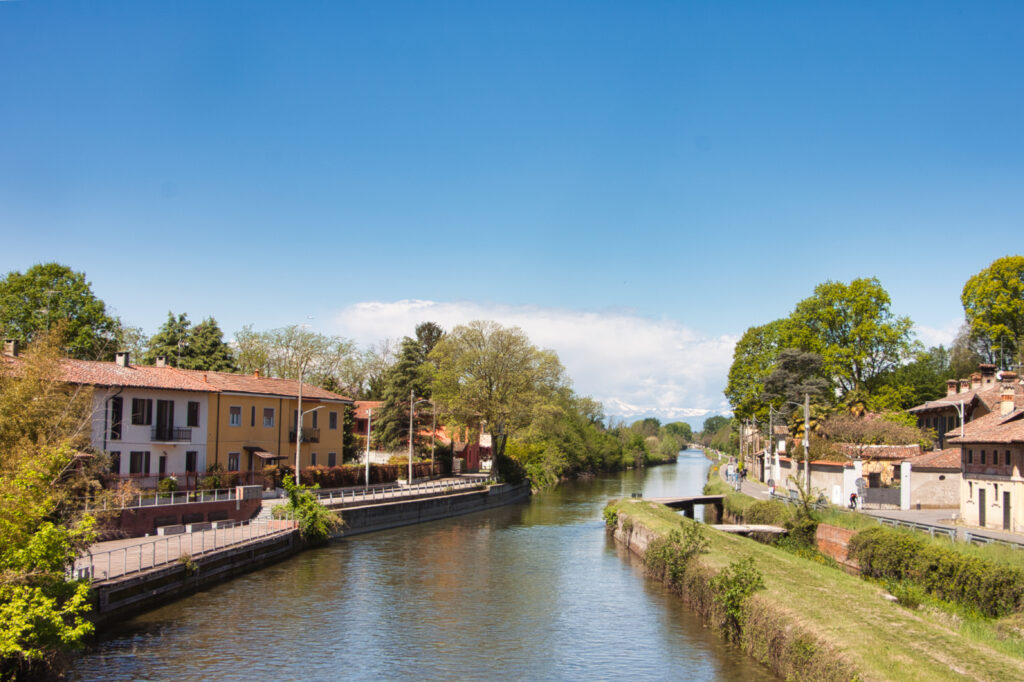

left=90, top=482, right=531, bottom=625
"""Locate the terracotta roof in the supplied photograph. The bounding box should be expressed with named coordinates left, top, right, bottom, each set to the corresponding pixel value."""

left=904, top=448, right=961, bottom=470
left=176, top=369, right=352, bottom=403
left=948, top=396, right=1024, bottom=445
left=836, top=443, right=922, bottom=460
left=909, top=381, right=1023, bottom=414
left=354, top=400, right=384, bottom=419
left=2, top=356, right=351, bottom=402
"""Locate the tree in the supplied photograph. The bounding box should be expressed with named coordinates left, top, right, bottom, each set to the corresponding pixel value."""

left=761, top=349, right=830, bottom=407
left=0, top=332, right=99, bottom=676
left=430, top=321, right=566, bottom=481
left=142, top=313, right=237, bottom=371
left=874, top=345, right=953, bottom=410
left=962, top=255, right=1024, bottom=369
left=374, top=336, right=435, bottom=452
left=725, top=319, right=789, bottom=420
left=788, top=278, right=916, bottom=396
left=662, top=421, right=693, bottom=443
left=233, top=325, right=358, bottom=392
left=631, top=417, right=661, bottom=439
left=0, top=263, right=121, bottom=360
left=142, top=312, right=191, bottom=366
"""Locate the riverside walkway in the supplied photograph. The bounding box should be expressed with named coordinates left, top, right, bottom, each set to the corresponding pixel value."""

left=77, top=475, right=492, bottom=582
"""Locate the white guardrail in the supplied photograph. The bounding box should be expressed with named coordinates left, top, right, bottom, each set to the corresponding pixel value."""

left=313, top=478, right=491, bottom=506
left=82, top=488, right=240, bottom=512
left=72, top=515, right=296, bottom=582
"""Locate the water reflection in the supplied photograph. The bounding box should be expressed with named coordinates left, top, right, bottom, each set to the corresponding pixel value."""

left=70, top=450, right=774, bottom=680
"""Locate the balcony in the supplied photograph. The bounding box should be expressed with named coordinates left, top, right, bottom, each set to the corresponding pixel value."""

left=151, top=426, right=192, bottom=443
left=289, top=427, right=320, bottom=443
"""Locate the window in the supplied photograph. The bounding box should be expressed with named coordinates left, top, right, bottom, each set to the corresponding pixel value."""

left=312, top=410, right=318, bottom=429
left=131, top=398, right=153, bottom=425
left=969, top=482, right=973, bottom=498
left=251, top=405, right=256, bottom=427
left=109, top=396, right=123, bottom=441
left=185, top=451, right=198, bottom=473
left=228, top=452, right=240, bottom=471
left=110, top=451, right=121, bottom=474
left=981, top=450, right=986, bottom=465
left=129, top=451, right=150, bottom=474
left=187, top=401, right=201, bottom=427
left=158, top=455, right=167, bottom=476
left=329, top=411, right=338, bottom=430
left=229, top=406, right=242, bottom=427
left=311, top=452, right=317, bottom=466
left=263, top=408, right=275, bottom=427
left=1007, top=450, right=1012, bottom=467
left=328, top=452, right=337, bottom=467
left=968, top=449, right=973, bottom=464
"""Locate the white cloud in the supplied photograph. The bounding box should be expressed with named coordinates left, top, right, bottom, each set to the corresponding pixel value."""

left=330, top=300, right=736, bottom=422
left=914, top=318, right=962, bottom=349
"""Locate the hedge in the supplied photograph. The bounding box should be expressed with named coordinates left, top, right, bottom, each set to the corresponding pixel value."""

left=848, top=526, right=1024, bottom=618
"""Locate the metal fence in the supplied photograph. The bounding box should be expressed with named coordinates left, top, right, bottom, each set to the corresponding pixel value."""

left=875, top=517, right=1024, bottom=549
left=313, top=478, right=491, bottom=507
left=81, top=487, right=241, bottom=512
left=72, top=514, right=296, bottom=582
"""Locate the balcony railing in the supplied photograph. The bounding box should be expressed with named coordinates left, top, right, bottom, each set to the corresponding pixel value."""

left=151, top=426, right=192, bottom=442
left=289, top=427, right=320, bottom=443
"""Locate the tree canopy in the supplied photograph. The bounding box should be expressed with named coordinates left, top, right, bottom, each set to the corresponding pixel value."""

left=141, top=312, right=237, bottom=372
left=962, top=255, right=1024, bottom=369
left=725, top=319, right=788, bottom=420
left=430, top=321, right=565, bottom=481
left=233, top=324, right=360, bottom=394
left=0, top=263, right=121, bottom=360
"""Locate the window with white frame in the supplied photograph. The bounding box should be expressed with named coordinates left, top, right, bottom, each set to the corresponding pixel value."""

left=263, top=407, right=275, bottom=427
left=229, top=406, right=242, bottom=427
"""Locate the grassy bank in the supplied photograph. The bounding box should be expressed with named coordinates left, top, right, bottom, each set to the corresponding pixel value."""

left=606, top=498, right=1024, bottom=681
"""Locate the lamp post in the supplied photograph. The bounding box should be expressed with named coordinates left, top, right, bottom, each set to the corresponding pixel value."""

left=364, top=407, right=373, bottom=489
left=295, top=404, right=322, bottom=486
left=931, top=399, right=966, bottom=442
left=408, top=392, right=431, bottom=484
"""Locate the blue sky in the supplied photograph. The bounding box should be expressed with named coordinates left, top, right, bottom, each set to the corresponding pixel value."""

left=2, top=1, right=1022, bottom=419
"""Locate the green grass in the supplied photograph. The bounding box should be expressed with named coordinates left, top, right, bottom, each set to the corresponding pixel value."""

left=815, top=506, right=881, bottom=532
left=609, top=498, right=1024, bottom=681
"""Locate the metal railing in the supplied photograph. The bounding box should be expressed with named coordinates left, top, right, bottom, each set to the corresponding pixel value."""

left=72, top=514, right=297, bottom=582
left=81, top=487, right=240, bottom=512
left=289, top=427, right=320, bottom=443
left=150, top=426, right=193, bottom=442
left=964, top=530, right=1024, bottom=549
left=877, top=517, right=957, bottom=541
left=313, top=478, right=491, bottom=507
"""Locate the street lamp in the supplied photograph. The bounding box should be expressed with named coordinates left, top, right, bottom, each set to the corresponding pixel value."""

left=364, top=406, right=373, bottom=489
left=931, top=399, right=966, bottom=442
left=408, top=392, right=431, bottom=485
left=295, top=404, right=322, bottom=486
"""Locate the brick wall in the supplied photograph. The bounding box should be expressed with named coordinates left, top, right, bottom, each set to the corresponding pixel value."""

left=815, top=523, right=860, bottom=573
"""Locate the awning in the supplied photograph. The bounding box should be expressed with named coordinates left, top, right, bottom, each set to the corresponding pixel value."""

left=244, top=446, right=286, bottom=461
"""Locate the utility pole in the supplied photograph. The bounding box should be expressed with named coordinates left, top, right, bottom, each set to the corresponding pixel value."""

left=408, top=390, right=415, bottom=484
left=365, top=407, right=372, bottom=489
left=803, top=393, right=811, bottom=492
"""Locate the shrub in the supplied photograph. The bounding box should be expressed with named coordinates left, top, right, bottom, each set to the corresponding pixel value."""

left=784, top=514, right=819, bottom=549
left=744, top=500, right=792, bottom=526
left=277, top=475, right=342, bottom=545
left=710, top=557, right=766, bottom=639
left=848, top=526, right=1024, bottom=617
left=157, top=476, right=178, bottom=493
left=602, top=505, right=618, bottom=529
left=645, top=520, right=710, bottom=587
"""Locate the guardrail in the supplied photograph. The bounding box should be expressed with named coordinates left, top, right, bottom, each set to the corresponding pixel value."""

left=72, top=514, right=297, bottom=582
left=877, top=517, right=956, bottom=541
left=81, top=488, right=240, bottom=512
left=963, top=530, right=1024, bottom=550
left=314, top=478, right=491, bottom=507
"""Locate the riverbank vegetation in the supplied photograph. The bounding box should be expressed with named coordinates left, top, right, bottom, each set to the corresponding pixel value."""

left=605, top=498, right=1024, bottom=680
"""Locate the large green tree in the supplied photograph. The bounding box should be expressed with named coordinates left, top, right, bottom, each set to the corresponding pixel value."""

left=233, top=324, right=360, bottom=393
left=0, top=263, right=121, bottom=360
left=430, top=321, right=565, bottom=481
left=374, top=335, right=436, bottom=452
left=788, top=278, right=915, bottom=396
left=0, top=333, right=99, bottom=676
left=962, top=255, right=1024, bottom=368
left=142, top=312, right=237, bottom=371
left=725, top=319, right=789, bottom=420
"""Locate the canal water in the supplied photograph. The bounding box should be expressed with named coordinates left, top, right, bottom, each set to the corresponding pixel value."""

left=69, top=450, right=775, bottom=680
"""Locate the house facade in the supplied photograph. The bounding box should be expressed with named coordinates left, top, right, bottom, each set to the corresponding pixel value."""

left=908, top=363, right=1007, bottom=449
left=949, top=371, right=1024, bottom=532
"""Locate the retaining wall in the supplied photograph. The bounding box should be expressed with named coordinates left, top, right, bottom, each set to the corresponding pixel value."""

left=815, top=523, right=860, bottom=574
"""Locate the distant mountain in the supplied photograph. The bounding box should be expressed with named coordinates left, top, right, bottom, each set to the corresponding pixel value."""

left=602, top=398, right=725, bottom=431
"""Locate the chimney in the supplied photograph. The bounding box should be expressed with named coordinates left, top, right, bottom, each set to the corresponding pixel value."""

left=115, top=351, right=130, bottom=367
left=959, top=379, right=971, bottom=394
left=203, top=374, right=208, bottom=383
left=1001, top=372, right=1019, bottom=416
left=155, top=356, right=167, bottom=368
left=254, top=369, right=261, bottom=379
left=946, top=379, right=958, bottom=397
left=980, top=363, right=997, bottom=387
left=971, top=372, right=982, bottom=390
left=2, top=339, right=18, bottom=357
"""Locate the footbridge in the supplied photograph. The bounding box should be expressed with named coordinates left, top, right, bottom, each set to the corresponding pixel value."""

left=646, top=494, right=725, bottom=519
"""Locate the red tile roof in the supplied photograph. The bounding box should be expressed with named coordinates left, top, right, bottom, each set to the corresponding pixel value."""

left=948, top=396, right=1024, bottom=445
left=904, top=448, right=961, bottom=470
left=175, top=369, right=352, bottom=403
left=354, top=400, right=384, bottom=419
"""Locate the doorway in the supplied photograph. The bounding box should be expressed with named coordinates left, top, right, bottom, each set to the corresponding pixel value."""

left=1004, top=492, right=1012, bottom=531
left=979, top=488, right=986, bottom=527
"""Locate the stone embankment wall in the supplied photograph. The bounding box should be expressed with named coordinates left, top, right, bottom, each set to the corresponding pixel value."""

left=815, top=523, right=860, bottom=573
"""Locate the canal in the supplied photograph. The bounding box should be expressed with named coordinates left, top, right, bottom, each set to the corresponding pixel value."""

left=70, top=450, right=774, bottom=680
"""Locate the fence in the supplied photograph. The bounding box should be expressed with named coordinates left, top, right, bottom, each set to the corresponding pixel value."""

left=861, top=487, right=901, bottom=509
left=72, top=514, right=296, bottom=582
left=314, top=478, right=491, bottom=507
left=81, top=487, right=240, bottom=512
left=876, top=517, right=1024, bottom=549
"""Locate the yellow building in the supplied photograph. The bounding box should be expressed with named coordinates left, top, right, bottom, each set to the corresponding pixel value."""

left=179, top=369, right=352, bottom=473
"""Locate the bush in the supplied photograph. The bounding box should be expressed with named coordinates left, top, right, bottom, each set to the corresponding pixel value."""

left=710, top=557, right=766, bottom=639
left=276, top=475, right=342, bottom=545
left=785, top=514, right=819, bottom=549
left=645, top=520, right=710, bottom=587
left=848, top=526, right=1024, bottom=617
left=744, top=500, right=793, bottom=526
left=157, top=476, right=178, bottom=493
